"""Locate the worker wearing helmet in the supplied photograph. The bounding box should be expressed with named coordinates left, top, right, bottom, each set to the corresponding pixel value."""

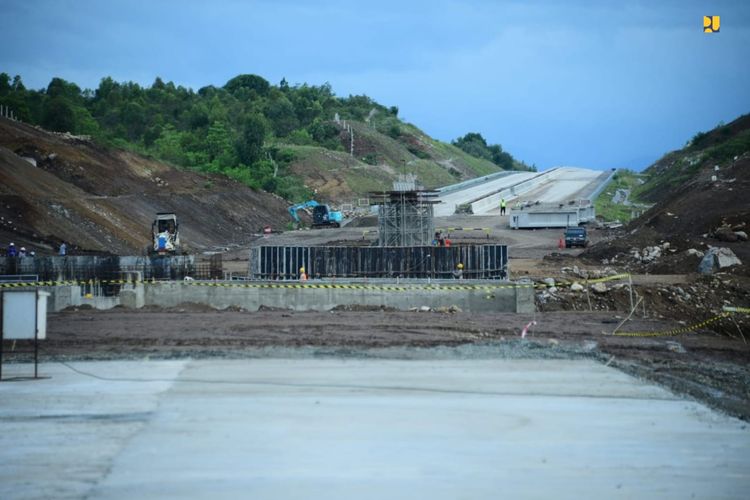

left=299, top=266, right=307, bottom=281
left=454, top=263, right=464, bottom=280
left=7, top=242, right=17, bottom=257
left=19, top=246, right=27, bottom=257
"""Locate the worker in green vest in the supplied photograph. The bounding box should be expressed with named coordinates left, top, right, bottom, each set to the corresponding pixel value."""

left=500, top=198, right=506, bottom=215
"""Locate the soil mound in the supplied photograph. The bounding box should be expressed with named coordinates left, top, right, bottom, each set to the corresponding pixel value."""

left=584, top=155, right=749, bottom=276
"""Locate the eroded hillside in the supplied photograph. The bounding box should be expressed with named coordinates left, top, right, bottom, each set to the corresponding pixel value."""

left=0, top=118, right=289, bottom=255
left=585, top=114, right=750, bottom=275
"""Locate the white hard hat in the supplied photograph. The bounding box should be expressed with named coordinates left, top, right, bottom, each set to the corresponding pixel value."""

left=20, top=247, right=26, bottom=251
left=9, top=242, right=14, bottom=246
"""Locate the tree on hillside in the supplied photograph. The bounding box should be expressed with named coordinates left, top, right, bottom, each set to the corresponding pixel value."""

left=41, top=97, right=76, bottom=132
left=236, top=113, right=266, bottom=165
left=0, top=73, right=11, bottom=95
left=453, top=132, right=516, bottom=170
left=206, top=121, right=236, bottom=167
left=264, top=94, right=298, bottom=136
left=46, top=77, right=82, bottom=102
left=224, top=74, right=271, bottom=98
left=0, top=71, right=532, bottom=199
left=0, top=73, right=32, bottom=121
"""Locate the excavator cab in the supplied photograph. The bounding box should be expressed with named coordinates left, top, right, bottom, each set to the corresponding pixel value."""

left=152, top=213, right=180, bottom=254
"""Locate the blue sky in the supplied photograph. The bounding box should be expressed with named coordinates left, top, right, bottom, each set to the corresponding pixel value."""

left=1, top=0, right=749, bottom=170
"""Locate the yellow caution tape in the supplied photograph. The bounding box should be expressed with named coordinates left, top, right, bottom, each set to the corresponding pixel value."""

left=614, top=313, right=732, bottom=337
left=0, top=279, right=534, bottom=293
left=586, top=273, right=631, bottom=284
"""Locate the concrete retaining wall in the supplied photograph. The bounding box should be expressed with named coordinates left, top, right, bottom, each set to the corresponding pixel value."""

left=43, top=281, right=535, bottom=313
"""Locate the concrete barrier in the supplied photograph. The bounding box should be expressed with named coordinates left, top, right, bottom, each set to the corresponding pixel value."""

left=583, top=169, right=618, bottom=202
left=43, top=283, right=144, bottom=311
left=42, top=281, right=535, bottom=313
left=437, top=171, right=517, bottom=196
left=142, top=281, right=535, bottom=313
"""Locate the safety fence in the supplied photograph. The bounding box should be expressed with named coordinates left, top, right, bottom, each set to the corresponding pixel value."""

left=249, top=245, right=508, bottom=280
left=0, top=255, right=212, bottom=282
left=0, top=256, right=218, bottom=296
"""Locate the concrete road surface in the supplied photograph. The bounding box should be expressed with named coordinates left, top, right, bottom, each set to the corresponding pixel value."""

left=435, top=172, right=536, bottom=216
left=2, top=358, right=749, bottom=499
left=482, top=167, right=604, bottom=215
left=517, top=167, right=606, bottom=204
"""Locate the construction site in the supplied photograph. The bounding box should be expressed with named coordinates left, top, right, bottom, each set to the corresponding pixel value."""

left=2, top=107, right=750, bottom=497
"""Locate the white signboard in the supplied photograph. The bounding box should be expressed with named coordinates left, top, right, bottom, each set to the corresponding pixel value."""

left=2, top=291, right=48, bottom=340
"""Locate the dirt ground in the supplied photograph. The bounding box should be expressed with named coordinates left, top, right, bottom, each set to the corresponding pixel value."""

left=11, top=307, right=746, bottom=422
left=220, top=214, right=607, bottom=275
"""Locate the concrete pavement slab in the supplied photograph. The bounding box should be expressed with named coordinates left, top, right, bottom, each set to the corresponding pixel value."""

left=2, top=358, right=749, bottom=499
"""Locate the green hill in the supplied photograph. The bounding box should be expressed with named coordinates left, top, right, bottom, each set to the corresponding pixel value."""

left=635, top=113, right=750, bottom=202
left=0, top=72, right=532, bottom=203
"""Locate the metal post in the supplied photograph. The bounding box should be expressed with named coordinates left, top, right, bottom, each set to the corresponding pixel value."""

left=628, top=275, right=634, bottom=314
left=34, top=289, right=39, bottom=379
left=0, top=290, right=4, bottom=381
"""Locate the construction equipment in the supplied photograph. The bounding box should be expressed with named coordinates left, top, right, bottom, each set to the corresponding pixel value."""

left=288, top=200, right=320, bottom=224
left=151, top=212, right=180, bottom=254
left=311, top=204, right=343, bottom=228
left=288, top=201, right=343, bottom=228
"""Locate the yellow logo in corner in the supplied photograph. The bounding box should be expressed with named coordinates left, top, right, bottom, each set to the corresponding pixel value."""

left=704, top=16, right=720, bottom=33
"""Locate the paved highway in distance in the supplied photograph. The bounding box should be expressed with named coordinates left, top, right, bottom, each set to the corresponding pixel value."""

left=436, top=167, right=606, bottom=216
left=434, top=171, right=537, bottom=216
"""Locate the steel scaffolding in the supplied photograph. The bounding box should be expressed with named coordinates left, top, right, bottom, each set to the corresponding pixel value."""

left=371, top=189, right=439, bottom=247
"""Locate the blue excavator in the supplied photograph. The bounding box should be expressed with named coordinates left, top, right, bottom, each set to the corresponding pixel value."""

left=288, top=200, right=343, bottom=228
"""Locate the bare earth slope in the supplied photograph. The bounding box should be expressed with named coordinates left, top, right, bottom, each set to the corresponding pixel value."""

left=584, top=114, right=750, bottom=276
left=0, top=118, right=290, bottom=254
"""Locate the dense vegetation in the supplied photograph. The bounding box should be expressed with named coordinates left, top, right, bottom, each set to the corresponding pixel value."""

left=0, top=72, right=529, bottom=200
left=452, top=132, right=530, bottom=171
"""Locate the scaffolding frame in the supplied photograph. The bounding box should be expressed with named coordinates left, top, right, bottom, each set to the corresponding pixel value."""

left=371, top=190, right=439, bottom=247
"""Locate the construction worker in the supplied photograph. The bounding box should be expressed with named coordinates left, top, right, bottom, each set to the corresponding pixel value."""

left=454, top=263, right=464, bottom=280
left=19, top=246, right=27, bottom=257
left=500, top=198, right=507, bottom=215
left=7, top=242, right=17, bottom=257
left=299, top=266, right=308, bottom=281
left=59, top=242, right=67, bottom=256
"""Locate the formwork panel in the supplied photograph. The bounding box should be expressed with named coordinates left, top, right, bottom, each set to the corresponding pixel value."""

left=249, top=245, right=508, bottom=280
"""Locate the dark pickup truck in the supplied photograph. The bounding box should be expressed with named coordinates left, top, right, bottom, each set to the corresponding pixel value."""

left=564, top=227, right=589, bottom=248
